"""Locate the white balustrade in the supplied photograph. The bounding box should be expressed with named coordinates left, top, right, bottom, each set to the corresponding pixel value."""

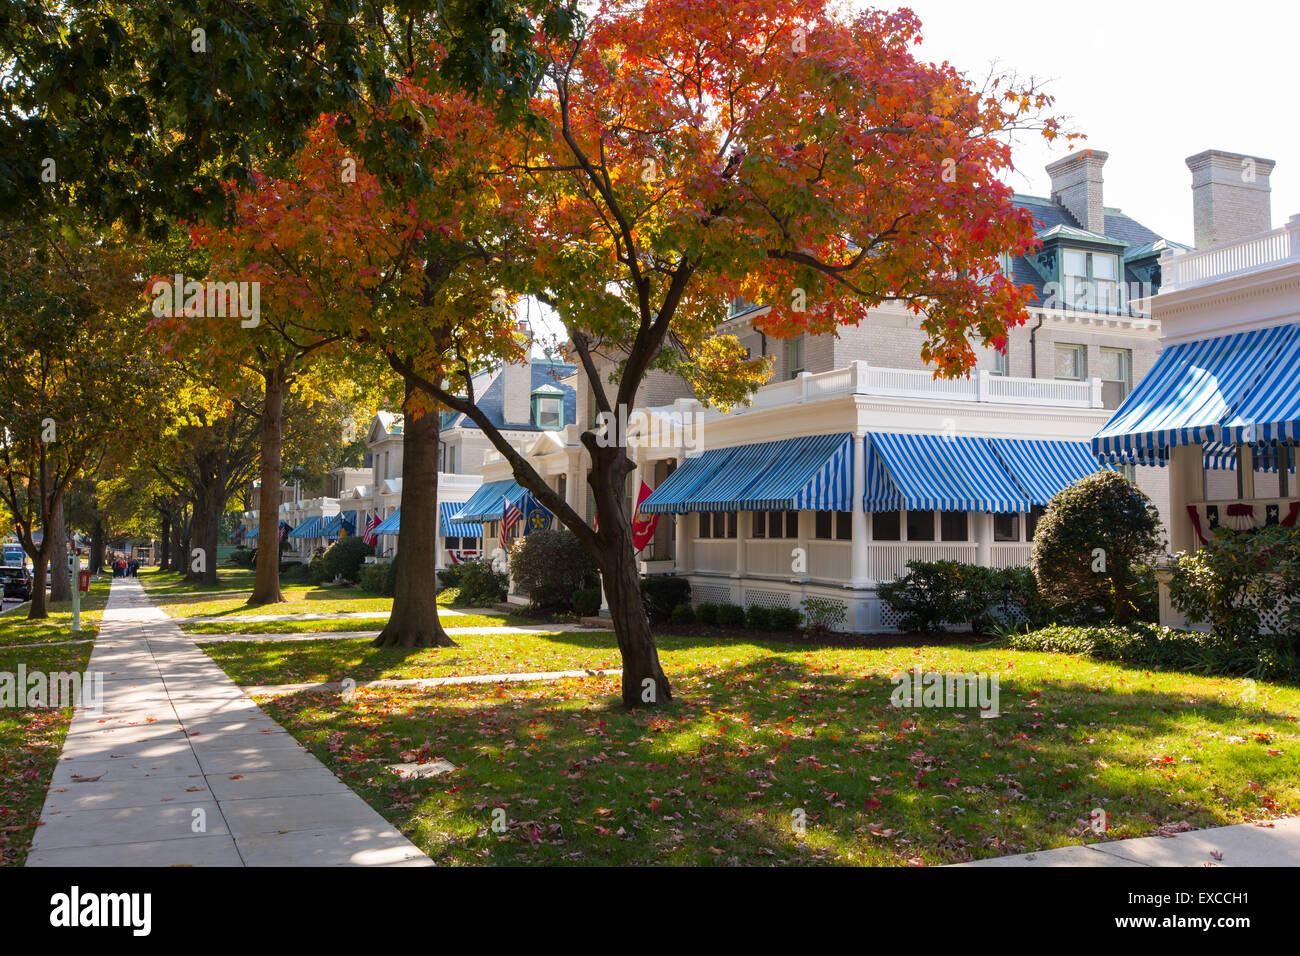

left=1161, top=217, right=1300, bottom=292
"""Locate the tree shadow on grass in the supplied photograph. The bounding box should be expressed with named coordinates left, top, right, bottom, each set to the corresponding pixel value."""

left=258, top=652, right=1300, bottom=866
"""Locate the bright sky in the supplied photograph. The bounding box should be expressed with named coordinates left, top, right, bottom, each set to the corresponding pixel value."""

left=527, top=0, right=1300, bottom=350
left=886, top=0, right=1299, bottom=243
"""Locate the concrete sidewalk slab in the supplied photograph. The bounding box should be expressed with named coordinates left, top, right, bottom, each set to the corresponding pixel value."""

left=955, top=816, right=1300, bottom=867
left=26, top=577, right=432, bottom=867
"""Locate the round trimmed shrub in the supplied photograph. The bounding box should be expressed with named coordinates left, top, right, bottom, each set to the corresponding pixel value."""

left=319, top=535, right=375, bottom=583
left=670, top=603, right=696, bottom=625
left=717, top=603, right=745, bottom=627
left=768, top=606, right=802, bottom=630
left=745, top=604, right=771, bottom=628
left=696, top=602, right=719, bottom=625
left=1032, top=470, right=1164, bottom=624
left=508, top=529, right=599, bottom=612
left=572, top=587, right=603, bottom=617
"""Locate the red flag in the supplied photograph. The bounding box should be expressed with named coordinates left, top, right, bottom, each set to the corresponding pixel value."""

left=632, top=481, right=659, bottom=552
left=362, top=511, right=380, bottom=546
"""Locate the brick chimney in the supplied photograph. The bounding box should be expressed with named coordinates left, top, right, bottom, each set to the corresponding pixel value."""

left=1046, top=149, right=1109, bottom=234
left=1186, top=149, right=1275, bottom=249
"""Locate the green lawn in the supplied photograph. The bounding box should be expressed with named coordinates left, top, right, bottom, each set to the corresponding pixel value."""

left=0, top=574, right=111, bottom=648
left=180, top=612, right=521, bottom=636
left=0, top=640, right=93, bottom=865
left=239, top=637, right=1300, bottom=865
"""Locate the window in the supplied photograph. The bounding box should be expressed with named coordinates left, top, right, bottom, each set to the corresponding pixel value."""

left=699, top=512, right=712, bottom=539
left=991, top=348, right=1008, bottom=377
left=444, top=536, right=460, bottom=550
left=438, top=444, right=457, bottom=474
left=872, top=510, right=901, bottom=541
left=723, top=512, right=737, bottom=538
left=906, top=510, right=935, bottom=542
left=940, top=511, right=968, bottom=541
left=1055, top=344, right=1086, bottom=381
left=1025, top=506, right=1047, bottom=541
left=534, top=394, right=564, bottom=429
left=814, top=510, right=853, bottom=540
left=755, top=510, right=798, bottom=539
left=1062, top=249, right=1121, bottom=311
left=993, top=512, right=1021, bottom=542
left=1100, top=347, right=1132, bottom=409
left=787, top=335, right=805, bottom=379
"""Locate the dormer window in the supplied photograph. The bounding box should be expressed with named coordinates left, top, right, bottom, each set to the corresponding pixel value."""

left=1063, top=249, right=1120, bottom=312
left=531, top=385, right=565, bottom=428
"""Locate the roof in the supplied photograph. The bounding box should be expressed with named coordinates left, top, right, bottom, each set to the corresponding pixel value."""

left=443, top=359, right=578, bottom=432
left=1007, top=193, right=1174, bottom=310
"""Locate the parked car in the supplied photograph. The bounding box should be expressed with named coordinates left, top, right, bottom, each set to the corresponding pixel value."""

left=0, top=565, right=32, bottom=600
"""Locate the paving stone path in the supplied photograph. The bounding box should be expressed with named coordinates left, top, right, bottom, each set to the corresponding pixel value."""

left=26, top=577, right=432, bottom=867
left=953, top=816, right=1300, bottom=867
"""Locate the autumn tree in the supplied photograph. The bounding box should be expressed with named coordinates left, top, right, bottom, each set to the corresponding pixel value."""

left=395, top=0, right=1074, bottom=706
left=0, top=217, right=155, bottom=617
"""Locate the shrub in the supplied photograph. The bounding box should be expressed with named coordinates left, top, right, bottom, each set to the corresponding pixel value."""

left=1007, top=622, right=1299, bottom=682
left=1169, top=524, right=1300, bottom=650
left=696, top=602, right=718, bottom=625
left=437, top=562, right=467, bottom=589
left=717, top=603, right=746, bottom=627
left=878, top=560, right=971, bottom=634
left=508, top=529, right=599, bottom=611
left=453, top=558, right=509, bottom=607
left=801, top=597, right=847, bottom=636
left=359, top=560, right=396, bottom=596
left=745, top=604, right=771, bottom=628
left=880, top=561, right=1056, bottom=635
left=318, top=535, right=374, bottom=584
left=669, top=603, right=696, bottom=625
left=572, top=587, right=603, bottom=617
left=1032, top=470, right=1165, bottom=624
left=768, top=606, right=802, bottom=630
left=641, top=576, right=692, bottom=625
left=229, top=547, right=257, bottom=568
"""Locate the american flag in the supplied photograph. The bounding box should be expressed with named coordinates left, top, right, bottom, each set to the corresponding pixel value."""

left=362, top=511, right=380, bottom=546
left=502, top=496, right=523, bottom=542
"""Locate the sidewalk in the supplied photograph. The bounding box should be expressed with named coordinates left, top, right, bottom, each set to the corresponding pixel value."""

left=953, top=816, right=1300, bottom=867
left=26, top=577, right=431, bottom=867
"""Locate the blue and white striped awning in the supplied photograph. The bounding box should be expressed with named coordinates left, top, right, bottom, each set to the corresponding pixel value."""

left=245, top=526, right=258, bottom=541
left=1218, top=325, right=1300, bottom=445
left=440, top=501, right=483, bottom=538
left=453, top=479, right=527, bottom=522
left=639, top=447, right=741, bottom=515
left=374, top=509, right=401, bottom=536
left=987, top=439, right=1103, bottom=506
left=1093, top=325, right=1300, bottom=466
left=639, top=434, right=854, bottom=514
left=1202, top=441, right=1293, bottom=473
left=320, top=512, right=357, bottom=540
left=288, top=516, right=322, bottom=539
left=865, top=433, right=1029, bottom=514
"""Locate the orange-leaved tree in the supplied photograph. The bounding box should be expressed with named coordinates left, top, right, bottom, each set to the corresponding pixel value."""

left=397, top=0, right=1076, bottom=707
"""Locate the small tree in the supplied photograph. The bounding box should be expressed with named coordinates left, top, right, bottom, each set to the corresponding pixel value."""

left=318, top=534, right=375, bottom=584
left=509, top=529, right=600, bottom=612
left=1032, top=471, right=1164, bottom=624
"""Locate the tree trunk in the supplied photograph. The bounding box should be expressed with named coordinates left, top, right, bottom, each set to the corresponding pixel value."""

left=49, top=497, right=71, bottom=602
left=168, top=510, right=186, bottom=573
left=249, top=364, right=286, bottom=605
left=588, top=446, right=671, bottom=707
left=373, top=379, right=454, bottom=648
left=158, top=511, right=171, bottom=571
left=27, top=543, right=50, bottom=619
left=89, top=518, right=104, bottom=575
left=186, top=488, right=222, bottom=585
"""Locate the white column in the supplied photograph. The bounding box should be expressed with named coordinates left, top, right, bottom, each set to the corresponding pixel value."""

left=675, top=513, right=691, bottom=574
left=850, top=434, right=869, bottom=588
left=795, top=510, right=809, bottom=583
left=975, top=512, right=992, bottom=567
